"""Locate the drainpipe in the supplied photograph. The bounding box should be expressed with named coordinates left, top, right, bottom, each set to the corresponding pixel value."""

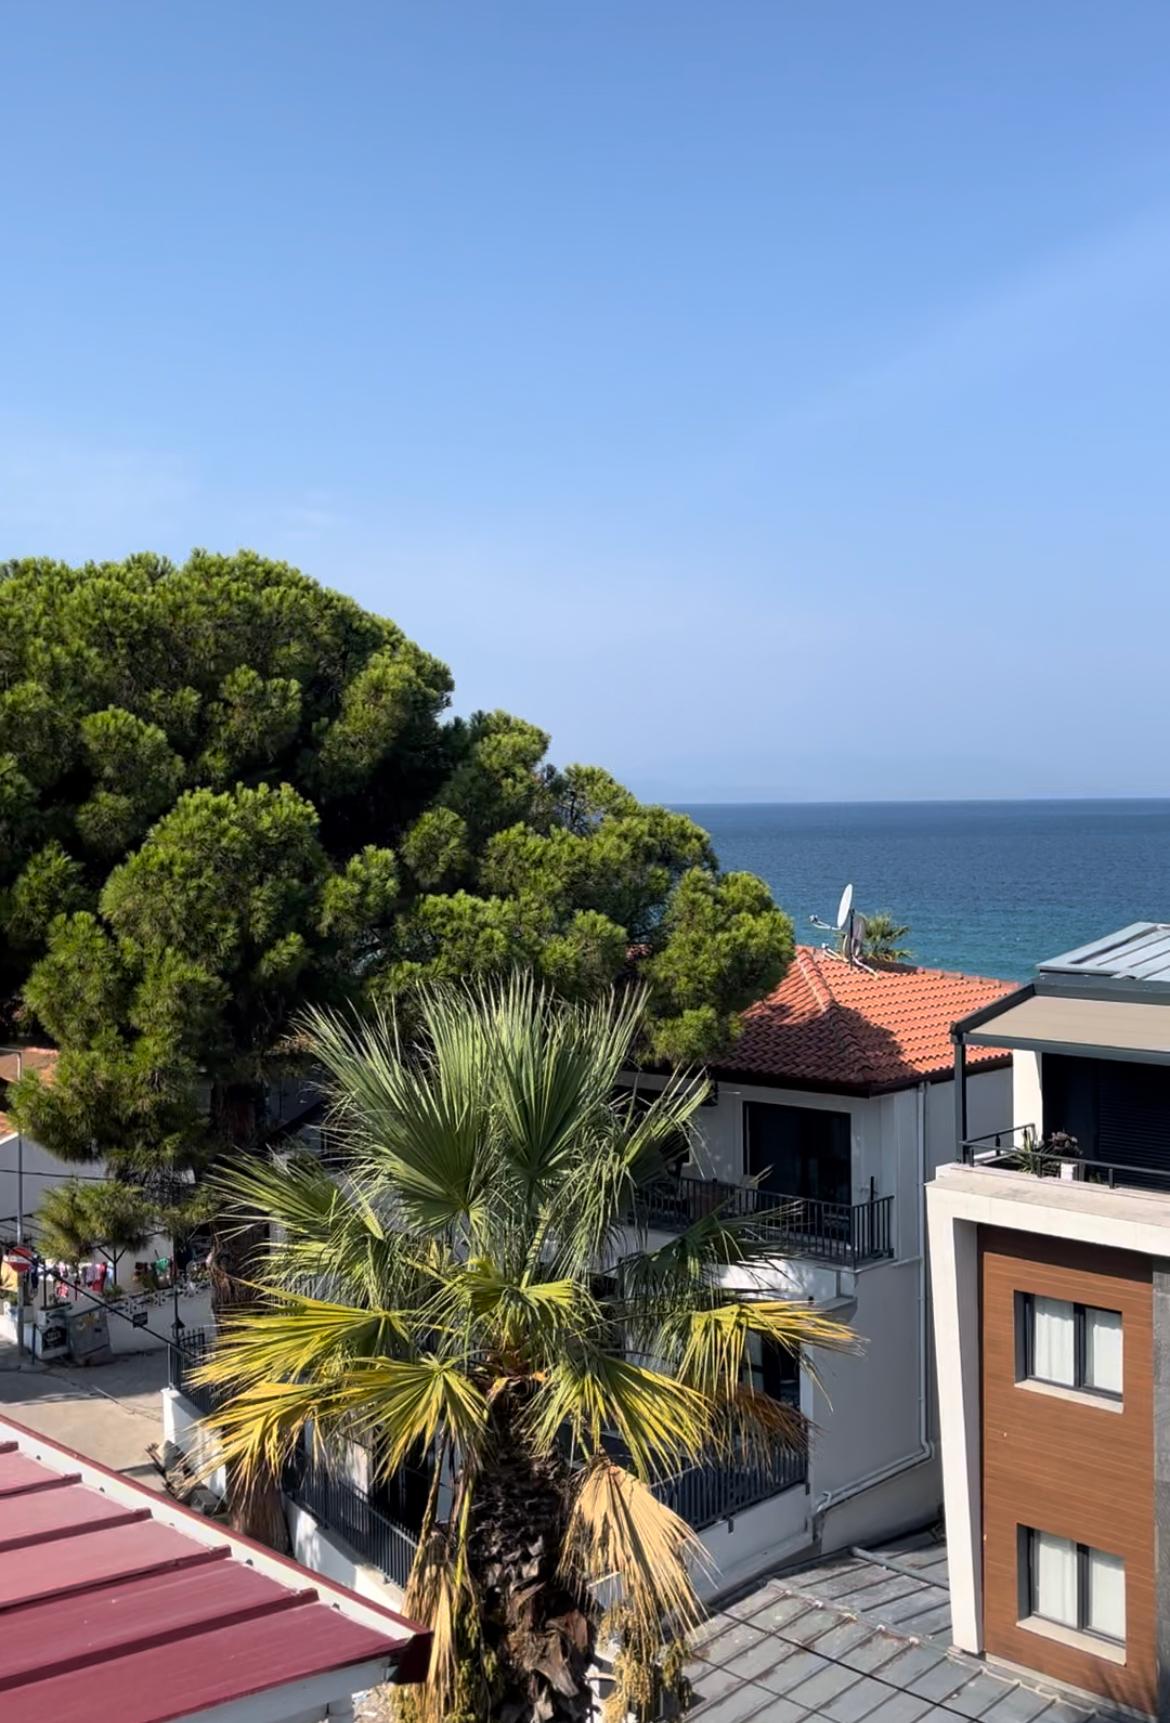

left=811, top=1082, right=934, bottom=1547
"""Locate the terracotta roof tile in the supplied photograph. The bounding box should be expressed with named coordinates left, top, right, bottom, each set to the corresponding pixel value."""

left=715, top=946, right=1013, bottom=1092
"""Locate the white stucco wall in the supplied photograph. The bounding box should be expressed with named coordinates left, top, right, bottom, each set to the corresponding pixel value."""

left=1011, top=1048, right=1043, bottom=1137
left=0, top=1129, right=178, bottom=1270
left=696, top=1480, right=811, bottom=1598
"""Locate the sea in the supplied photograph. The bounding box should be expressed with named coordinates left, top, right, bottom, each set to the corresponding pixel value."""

left=676, top=800, right=1170, bottom=984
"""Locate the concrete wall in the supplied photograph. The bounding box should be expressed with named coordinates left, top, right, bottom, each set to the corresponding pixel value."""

left=1011, top=1048, right=1043, bottom=1136
left=162, top=1385, right=228, bottom=1497
left=696, top=1480, right=811, bottom=1599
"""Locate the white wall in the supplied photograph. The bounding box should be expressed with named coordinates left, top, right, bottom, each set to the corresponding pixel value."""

left=809, top=1259, right=920, bottom=1495
left=0, top=1129, right=178, bottom=1271
left=1011, top=1049, right=1043, bottom=1137
left=162, top=1385, right=228, bottom=1497
left=696, top=1481, right=810, bottom=1599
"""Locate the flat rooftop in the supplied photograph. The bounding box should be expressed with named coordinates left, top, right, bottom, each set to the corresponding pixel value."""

left=686, top=1534, right=1118, bottom=1722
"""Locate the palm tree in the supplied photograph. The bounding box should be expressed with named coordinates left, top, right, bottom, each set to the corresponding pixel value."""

left=196, top=978, right=854, bottom=1723
left=859, top=911, right=913, bottom=963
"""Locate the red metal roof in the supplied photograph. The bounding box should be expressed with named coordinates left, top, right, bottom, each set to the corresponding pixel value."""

left=0, top=1422, right=430, bottom=1721
left=714, top=945, right=1013, bottom=1093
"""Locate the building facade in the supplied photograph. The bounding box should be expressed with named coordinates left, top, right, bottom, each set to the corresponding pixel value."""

left=624, top=944, right=1013, bottom=1586
left=930, top=922, right=1170, bottom=1718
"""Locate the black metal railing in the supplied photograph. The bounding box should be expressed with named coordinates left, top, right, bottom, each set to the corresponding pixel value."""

left=654, top=1441, right=807, bottom=1530
left=961, top=1127, right=1170, bottom=1194
left=636, top=1178, right=894, bottom=1267
left=287, top=1453, right=419, bottom=1591
left=168, top=1324, right=225, bottom=1418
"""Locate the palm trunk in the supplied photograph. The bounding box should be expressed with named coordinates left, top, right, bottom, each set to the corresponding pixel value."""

left=466, top=1403, right=593, bottom=1722
left=208, top=1078, right=291, bottom=1554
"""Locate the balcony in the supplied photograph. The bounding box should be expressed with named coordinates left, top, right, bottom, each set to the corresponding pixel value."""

left=961, top=1126, right=1170, bottom=1194
left=635, top=1176, right=894, bottom=1268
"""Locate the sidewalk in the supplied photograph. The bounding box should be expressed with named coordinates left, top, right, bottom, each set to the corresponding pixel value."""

left=0, top=1336, right=167, bottom=1490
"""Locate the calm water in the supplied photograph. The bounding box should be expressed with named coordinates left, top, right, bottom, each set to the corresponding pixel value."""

left=677, top=800, right=1170, bottom=983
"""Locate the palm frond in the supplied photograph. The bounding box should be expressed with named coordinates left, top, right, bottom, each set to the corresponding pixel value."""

left=193, top=1290, right=415, bottom=1392
left=403, top=1527, right=469, bottom=1723
left=562, top=1457, right=707, bottom=1642
left=433, top=1258, right=600, bottom=1362
left=304, top=1000, right=494, bottom=1236
left=676, top=1299, right=857, bottom=1402
left=530, top=1350, right=712, bottom=1479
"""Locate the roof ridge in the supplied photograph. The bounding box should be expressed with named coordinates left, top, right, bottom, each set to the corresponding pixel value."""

left=794, top=945, right=835, bottom=1016
left=801, top=947, right=884, bottom=1083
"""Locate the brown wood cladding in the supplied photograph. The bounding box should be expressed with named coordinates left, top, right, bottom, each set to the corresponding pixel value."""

left=980, top=1226, right=1156, bottom=1716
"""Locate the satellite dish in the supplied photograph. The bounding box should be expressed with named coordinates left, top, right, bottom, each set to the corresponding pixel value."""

left=810, top=883, right=873, bottom=970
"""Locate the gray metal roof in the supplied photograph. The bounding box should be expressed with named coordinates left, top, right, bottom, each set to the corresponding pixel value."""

left=1040, top=922, right=1170, bottom=986
left=686, top=1536, right=1119, bottom=1722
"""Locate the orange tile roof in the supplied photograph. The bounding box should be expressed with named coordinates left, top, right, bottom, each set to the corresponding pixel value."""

left=0, top=1047, right=57, bottom=1140
left=715, top=946, right=1013, bottom=1093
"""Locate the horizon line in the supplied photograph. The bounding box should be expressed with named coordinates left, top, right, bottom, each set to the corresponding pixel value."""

left=664, top=793, right=1170, bottom=808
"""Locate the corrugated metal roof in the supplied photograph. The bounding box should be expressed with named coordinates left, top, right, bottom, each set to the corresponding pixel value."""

left=1041, top=923, right=1170, bottom=985
left=686, top=1537, right=1117, bottom=1722
left=0, top=1416, right=429, bottom=1721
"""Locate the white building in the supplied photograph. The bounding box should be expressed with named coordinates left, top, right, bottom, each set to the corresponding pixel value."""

left=618, top=943, right=1014, bottom=1591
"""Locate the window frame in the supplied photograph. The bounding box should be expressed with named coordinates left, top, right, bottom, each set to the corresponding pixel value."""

left=1023, top=1526, right=1126, bottom=1648
left=1017, top=1292, right=1123, bottom=1402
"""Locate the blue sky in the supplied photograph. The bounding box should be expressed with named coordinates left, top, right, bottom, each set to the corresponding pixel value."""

left=5, top=3, right=1170, bottom=801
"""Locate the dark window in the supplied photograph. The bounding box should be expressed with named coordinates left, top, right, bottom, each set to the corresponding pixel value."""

left=1043, top=1053, right=1170, bottom=1183
left=744, top=1102, right=851, bottom=1204
left=744, top=1335, right=800, bottom=1405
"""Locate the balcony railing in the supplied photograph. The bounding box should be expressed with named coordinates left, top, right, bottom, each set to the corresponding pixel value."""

left=635, top=1177, right=894, bottom=1267
left=653, top=1441, right=807, bottom=1529
left=286, top=1451, right=420, bottom=1590
left=961, top=1126, right=1170, bottom=1194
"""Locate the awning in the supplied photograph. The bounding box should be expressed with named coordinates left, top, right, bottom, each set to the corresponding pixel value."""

left=964, top=993, right=1170, bottom=1064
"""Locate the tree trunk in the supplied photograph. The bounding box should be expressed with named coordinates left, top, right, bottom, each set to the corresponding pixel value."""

left=466, top=1406, right=593, bottom=1723
left=207, top=1078, right=291, bottom=1554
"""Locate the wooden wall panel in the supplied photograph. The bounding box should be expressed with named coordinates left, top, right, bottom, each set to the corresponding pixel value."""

left=980, top=1226, right=1155, bottom=1716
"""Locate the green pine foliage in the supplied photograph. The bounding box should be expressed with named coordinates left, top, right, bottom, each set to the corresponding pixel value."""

left=0, top=552, right=794, bottom=1181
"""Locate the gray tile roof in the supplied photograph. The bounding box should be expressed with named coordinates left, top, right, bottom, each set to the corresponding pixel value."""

left=685, top=1538, right=1119, bottom=1723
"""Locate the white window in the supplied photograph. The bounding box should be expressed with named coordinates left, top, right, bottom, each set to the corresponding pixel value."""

left=1019, top=1294, right=1123, bottom=1398
left=1025, top=1528, right=1126, bottom=1645
left=1084, top=1306, right=1123, bottom=1395
left=1030, top=1296, right=1075, bottom=1386
left=1087, top=1548, right=1126, bottom=1641
left=1032, top=1531, right=1078, bottom=1627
